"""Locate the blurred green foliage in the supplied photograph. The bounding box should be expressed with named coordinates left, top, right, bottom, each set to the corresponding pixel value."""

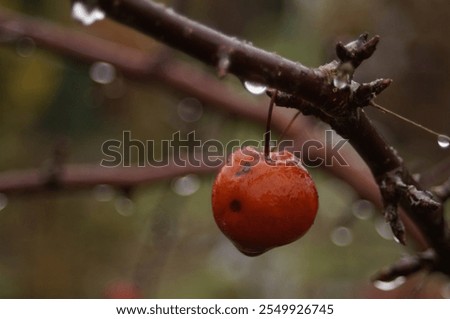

left=0, top=0, right=449, bottom=298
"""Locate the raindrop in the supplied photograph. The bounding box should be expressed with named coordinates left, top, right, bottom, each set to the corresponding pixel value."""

left=373, top=276, right=406, bottom=291
left=437, top=134, right=450, bottom=149
left=243, top=81, right=267, bottom=95
left=352, top=199, right=374, bottom=220
left=93, top=184, right=115, bottom=202
left=114, top=196, right=134, bottom=217
left=16, top=37, right=36, bottom=58
left=441, top=282, right=450, bottom=298
left=393, top=235, right=402, bottom=244
left=333, top=74, right=349, bottom=89
left=171, top=174, right=200, bottom=196
left=90, top=62, right=116, bottom=84
left=0, top=193, right=8, bottom=211
left=177, top=97, right=203, bottom=122
left=330, top=226, right=353, bottom=247
left=71, top=1, right=105, bottom=26
left=375, top=218, right=394, bottom=240
left=344, top=39, right=360, bottom=51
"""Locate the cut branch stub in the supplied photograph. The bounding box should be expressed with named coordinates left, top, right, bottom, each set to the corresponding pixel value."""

left=335, top=33, right=380, bottom=68
left=402, top=185, right=440, bottom=213
left=378, top=169, right=406, bottom=245
left=353, top=78, right=392, bottom=107
left=378, top=168, right=442, bottom=246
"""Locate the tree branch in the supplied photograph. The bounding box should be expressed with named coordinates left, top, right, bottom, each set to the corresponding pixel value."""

left=92, top=0, right=334, bottom=105
left=88, top=0, right=450, bottom=275
left=0, top=160, right=215, bottom=194
left=0, top=3, right=443, bottom=275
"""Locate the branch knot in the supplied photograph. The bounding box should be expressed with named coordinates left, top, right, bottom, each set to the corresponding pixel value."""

left=335, top=33, right=380, bottom=68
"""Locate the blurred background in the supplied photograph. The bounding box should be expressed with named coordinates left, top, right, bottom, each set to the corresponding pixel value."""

left=0, top=0, right=449, bottom=298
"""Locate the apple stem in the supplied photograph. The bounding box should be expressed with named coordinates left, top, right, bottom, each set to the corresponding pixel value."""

left=277, top=110, right=301, bottom=147
left=264, top=90, right=278, bottom=158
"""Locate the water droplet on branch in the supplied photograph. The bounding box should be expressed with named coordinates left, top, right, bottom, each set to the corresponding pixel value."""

left=243, top=81, right=267, bottom=95
left=393, top=235, right=402, bottom=244
left=437, top=134, right=450, bottom=149
left=373, top=276, right=406, bottom=291
left=71, top=1, right=106, bottom=26
left=375, top=218, right=394, bottom=240
left=333, top=74, right=349, bottom=89
left=0, top=193, right=8, bottom=211
left=370, top=101, right=449, bottom=149
left=90, top=62, right=116, bottom=84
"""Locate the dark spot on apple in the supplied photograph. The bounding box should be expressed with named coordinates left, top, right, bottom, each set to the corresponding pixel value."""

left=230, top=199, right=241, bottom=212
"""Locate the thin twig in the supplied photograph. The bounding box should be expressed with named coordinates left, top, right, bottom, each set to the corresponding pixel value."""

left=0, top=161, right=216, bottom=194
left=264, top=90, right=277, bottom=158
